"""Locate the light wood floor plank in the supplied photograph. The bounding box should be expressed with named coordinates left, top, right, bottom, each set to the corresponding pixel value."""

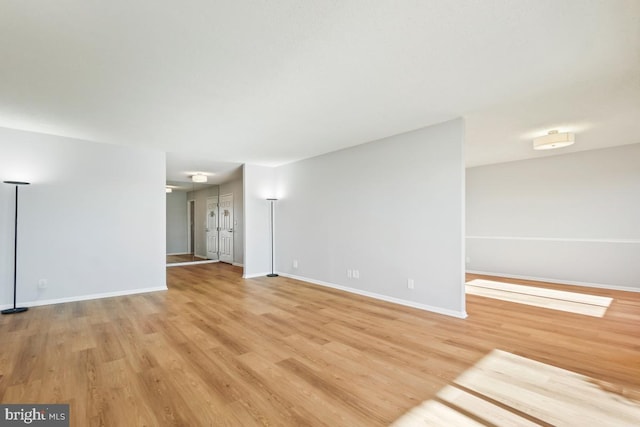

left=0, top=264, right=638, bottom=426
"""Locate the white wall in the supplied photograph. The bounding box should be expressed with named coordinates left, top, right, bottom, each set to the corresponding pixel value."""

left=466, top=143, right=640, bottom=290
left=243, top=164, right=276, bottom=277
left=166, top=191, right=188, bottom=254
left=274, top=119, right=466, bottom=317
left=220, top=178, right=244, bottom=265
left=0, top=127, right=166, bottom=308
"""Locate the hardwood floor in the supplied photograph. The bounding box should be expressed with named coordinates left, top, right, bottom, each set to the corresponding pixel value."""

left=166, top=254, right=208, bottom=264
left=1, top=264, right=639, bottom=426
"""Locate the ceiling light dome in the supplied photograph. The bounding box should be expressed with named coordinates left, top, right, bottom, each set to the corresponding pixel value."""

left=192, top=174, right=207, bottom=183
left=533, top=130, right=575, bottom=150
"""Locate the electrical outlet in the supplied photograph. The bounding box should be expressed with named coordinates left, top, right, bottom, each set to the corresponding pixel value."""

left=353, top=270, right=359, bottom=279
left=465, top=256, right=471, bottom=264
left=407, top=278, right=414, bottom=289
left=347, top=269, right=352, bottom=278
left=38, top=279, right=48, bottom=289
left=293, top=259, right=298, bottom=269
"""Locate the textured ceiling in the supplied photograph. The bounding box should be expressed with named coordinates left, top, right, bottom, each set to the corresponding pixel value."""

left=1, top=0, right=638, bottom=180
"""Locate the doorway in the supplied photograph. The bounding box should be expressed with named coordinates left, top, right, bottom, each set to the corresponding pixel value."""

left=166, top=179, right=242, bottom=267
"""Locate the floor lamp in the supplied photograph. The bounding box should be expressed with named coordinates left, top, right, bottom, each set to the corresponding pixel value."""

left=2, top=181, right=30, bottom=315
left=266, top=198, right=278, bottom=277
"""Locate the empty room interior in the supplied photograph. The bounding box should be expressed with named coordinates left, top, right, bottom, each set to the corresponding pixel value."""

left=1, top=1, right=639, bottom=426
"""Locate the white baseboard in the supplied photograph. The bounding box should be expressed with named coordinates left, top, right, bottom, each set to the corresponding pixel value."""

left=466, top=270, right=640, bottom=293
left=278, top=272, right=467, bottom=319
left=0, top=286, right=168, bottom=310
left=166, top=252, right=190, bottom=256
left=243, top=272, right=271, bottom=279
left=232, top=262, right=244, bottom=267
left=166, top=260, right=219, bottom=267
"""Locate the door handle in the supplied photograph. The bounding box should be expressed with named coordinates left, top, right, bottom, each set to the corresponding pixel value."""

left=228, top=229, right=233, bottom=232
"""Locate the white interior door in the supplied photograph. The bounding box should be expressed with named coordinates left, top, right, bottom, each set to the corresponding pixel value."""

left=206, top=197, right=218, bottom=260
left=219, top=193, right=234, bottom=263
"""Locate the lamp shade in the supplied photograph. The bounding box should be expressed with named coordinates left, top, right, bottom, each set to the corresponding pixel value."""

left=533, top=130, right=575, bottom=150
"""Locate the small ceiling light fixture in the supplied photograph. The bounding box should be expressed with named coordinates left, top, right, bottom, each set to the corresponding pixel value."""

left=533, top=130, right=575, bottom=150
left=192, top=173, right=207, bottom=183
left=165, top=187, right=173, bottom=193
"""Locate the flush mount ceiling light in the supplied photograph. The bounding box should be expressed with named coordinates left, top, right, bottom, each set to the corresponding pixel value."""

left=533, top=130, right=575, bottom=150
left=165, top=187, right=173, bottom=193
left=192, top=173, right=207, bottom=183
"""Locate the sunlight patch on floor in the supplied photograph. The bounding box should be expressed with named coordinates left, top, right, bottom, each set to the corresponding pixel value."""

left=465, top=279, right=612, bottom=317
left=392, top=349, right=640, bottom=426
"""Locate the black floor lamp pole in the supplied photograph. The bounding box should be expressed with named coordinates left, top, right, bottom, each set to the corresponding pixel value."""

left=2, top=181, right=30, bottom=315
left=266, top=198, right=278, bottom=277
